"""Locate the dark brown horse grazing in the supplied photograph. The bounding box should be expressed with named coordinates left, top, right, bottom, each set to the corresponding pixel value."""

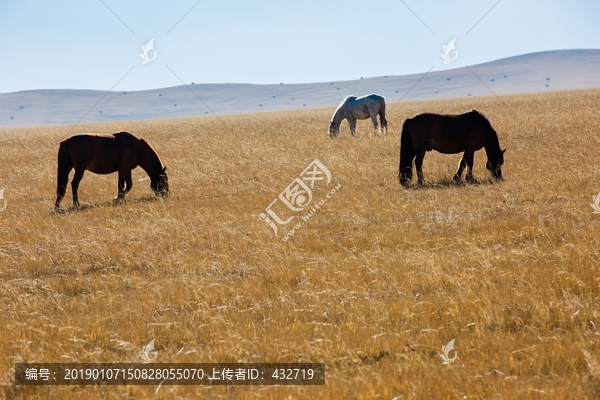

left=399, top=110, right=505, bottom=185
left=55, top=131, right=168, bottom=210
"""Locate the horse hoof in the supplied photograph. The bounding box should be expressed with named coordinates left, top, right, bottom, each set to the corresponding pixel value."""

left=54, top=207, right=66, bottom=214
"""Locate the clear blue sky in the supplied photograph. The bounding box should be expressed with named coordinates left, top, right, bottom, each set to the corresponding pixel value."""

left=1, top=0, right=598, bottom=93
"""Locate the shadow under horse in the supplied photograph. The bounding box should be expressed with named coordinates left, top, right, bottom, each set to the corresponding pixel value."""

left=399, top=110, right=505, bottom=186
left=55, top=131, right=169, bottom=210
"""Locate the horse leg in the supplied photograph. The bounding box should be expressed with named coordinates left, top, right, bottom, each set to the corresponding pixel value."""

left=115, top=170, right=133, bottom=203
left=71, top=169, right=85, bottom=208
left=415, top=149, right=426, bottom=185
left=463, top=152, right=475, bottom=182
left=115, top=172, right=126, bottom=203
left=400, top=162, right=414, bottom=186
left=348, top=117, right=357, bottom=137
left=453, top=158, right=468, bottom=181
left=124, top=170, right=133, bottom=195
left=381, top=116, right=388, bottom=135
left=370, top=114, right=379, bottom=136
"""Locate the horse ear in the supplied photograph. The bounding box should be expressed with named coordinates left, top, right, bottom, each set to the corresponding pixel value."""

left=502, top=149, right=506, bottom=154
left=162, top=166, right=167, bottom=174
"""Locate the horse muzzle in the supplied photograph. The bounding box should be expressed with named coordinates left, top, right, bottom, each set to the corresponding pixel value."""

left=486, top=162, right=503, bottom=180
left=490, top=168, right=502, bottom=180
left=153, top=187, right=169, bottom=197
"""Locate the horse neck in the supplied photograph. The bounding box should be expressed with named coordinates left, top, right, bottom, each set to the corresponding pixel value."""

left=331, top=106, right=346, bottom=126
left=137, top=140, right=162, bottom=178
left=484, top=131, right=501, bottom=160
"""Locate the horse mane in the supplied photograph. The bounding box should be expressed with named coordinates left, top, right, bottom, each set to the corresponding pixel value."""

left=472, top=110, right=502, bottom=155
left=138, top=137, right=163, bottom=169
left=331, top=95, right=356, bottom=122
left=335, top=95, right=352, bottom=110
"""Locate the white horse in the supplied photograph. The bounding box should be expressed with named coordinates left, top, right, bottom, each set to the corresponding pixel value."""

left=329, top=94, right=388, bottom=138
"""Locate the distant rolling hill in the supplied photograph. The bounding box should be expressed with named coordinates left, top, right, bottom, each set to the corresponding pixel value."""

left=1, top=49, right=599, bottom=128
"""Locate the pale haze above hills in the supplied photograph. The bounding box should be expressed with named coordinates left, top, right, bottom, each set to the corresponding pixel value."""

left=1, top=49, right=599, bottom=129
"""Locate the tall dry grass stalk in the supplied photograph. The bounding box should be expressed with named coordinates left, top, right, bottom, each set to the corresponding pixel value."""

left=0, top=89, right=599, bottom=399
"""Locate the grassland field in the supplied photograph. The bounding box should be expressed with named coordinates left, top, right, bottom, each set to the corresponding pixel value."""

left=1, top=89, right=600, bottom=399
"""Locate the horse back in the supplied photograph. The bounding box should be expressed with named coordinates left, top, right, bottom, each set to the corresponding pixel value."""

left=350, top=94, right=384, bottom=117
left=405, top=112, right=489, bottom=154
left=62, top=132, right=140, bottom=174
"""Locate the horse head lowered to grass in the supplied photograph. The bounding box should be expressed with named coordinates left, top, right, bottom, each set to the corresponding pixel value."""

left=54, top=131, right=168, bottom=211
left=399, top=110, right=505, bottom=186
left=329, top=94, right=388, bottom=138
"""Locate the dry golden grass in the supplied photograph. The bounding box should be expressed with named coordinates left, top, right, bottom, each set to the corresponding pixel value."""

left=1, top=89, right=600, bottom=399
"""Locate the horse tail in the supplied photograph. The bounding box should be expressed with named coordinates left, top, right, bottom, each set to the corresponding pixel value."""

left=56, top=140, right=72, bottom=204
left=399, top=118, right=415, bottom=184
left=57, top=140, right=72, bottom=179
left=379, top=99, right=388, bottom=132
